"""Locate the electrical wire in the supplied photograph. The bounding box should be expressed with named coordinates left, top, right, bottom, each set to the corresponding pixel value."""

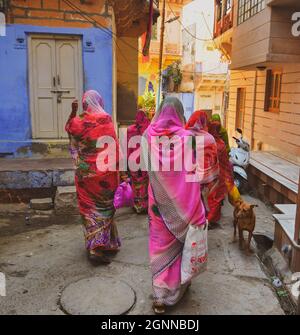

left=62, top=0, right=229, bottom=78
left=62, top=0, right=156, bottom=60
left=166, top=1, right=211, bottom=42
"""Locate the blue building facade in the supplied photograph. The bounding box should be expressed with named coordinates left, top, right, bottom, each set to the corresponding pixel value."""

left=0, top=24, right=113, bottom=158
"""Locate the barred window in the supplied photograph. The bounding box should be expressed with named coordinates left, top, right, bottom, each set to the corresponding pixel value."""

left=225, top=0, right=232, bottom=14
left=216, top=0, right=223, bottom=22
left=264, top=70, right=282, bottom=113
left=238, top=0, right=266, bottom=25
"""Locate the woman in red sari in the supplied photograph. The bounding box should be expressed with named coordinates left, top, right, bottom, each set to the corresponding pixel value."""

left=207, top=120, right=234, bottom=227
left=127, top=110, right=150, bottom=213
left=186, top=111, right=220, bottom=224
left=65, top=90, right=120, bottom=265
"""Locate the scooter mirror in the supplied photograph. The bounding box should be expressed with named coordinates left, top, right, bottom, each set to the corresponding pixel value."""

left=236, top=128, right=243, bottom=134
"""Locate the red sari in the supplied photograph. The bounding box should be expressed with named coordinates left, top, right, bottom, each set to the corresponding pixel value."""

left=127, top=110, right=150, bottom=213
left=65, top=90, right=120, bottom=251
left=207, top=121, right=234, bottom=223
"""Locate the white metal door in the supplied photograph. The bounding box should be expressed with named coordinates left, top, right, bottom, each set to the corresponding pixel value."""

left=31, top=38, right=58, bottom=138
left=30, top=36, right=83, bottom=139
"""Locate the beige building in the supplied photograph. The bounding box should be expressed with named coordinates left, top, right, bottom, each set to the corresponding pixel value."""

left=214, top=0, right=300, bottom=271
left=139, top=0, right=192, bottom=97
left=182, top=0, right=228, bottom=119
left=214, top=0, right=300, bottom=160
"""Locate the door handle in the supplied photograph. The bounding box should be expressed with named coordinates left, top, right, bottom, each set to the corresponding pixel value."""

left=51, top=90, right=71, bottom=94
left=57, top=92, right=62, bottom=104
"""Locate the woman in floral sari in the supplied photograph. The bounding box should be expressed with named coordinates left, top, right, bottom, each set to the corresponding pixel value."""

left=65, top=90, right=120, bottom=265
left=143, top=98, right=210, bottom=314
left=127, top=110, right=150, bottom=213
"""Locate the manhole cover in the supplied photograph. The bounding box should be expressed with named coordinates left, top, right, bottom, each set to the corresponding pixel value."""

left=60, top=277, right=136, bottom=315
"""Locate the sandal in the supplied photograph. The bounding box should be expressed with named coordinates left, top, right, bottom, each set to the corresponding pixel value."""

left=152, top=302, right=166, bottom=315
left=103, top=249, right=119, bottom=256
left=208, top=222, right=219, bottom=230
left=88, top=250, right=111, bottom=265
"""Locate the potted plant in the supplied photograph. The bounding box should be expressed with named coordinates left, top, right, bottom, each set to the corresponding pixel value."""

left=142, top=91, right=156, bottom=120
left=163, top=61, right=183, bottom=93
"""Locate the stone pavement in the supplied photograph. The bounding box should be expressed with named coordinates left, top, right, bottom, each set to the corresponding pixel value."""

left=0, top=196, right=284, bottom=315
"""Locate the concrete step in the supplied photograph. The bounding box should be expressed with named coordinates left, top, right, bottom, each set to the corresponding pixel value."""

left=0, top=158, right=75, bottom=203
left=14, top=140, right=70, bottom=159
left=55, top=186, right=79, bottom=215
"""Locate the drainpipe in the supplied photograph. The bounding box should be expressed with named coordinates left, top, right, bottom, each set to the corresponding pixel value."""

left=111, top=5, right=118, bottom=132
left=295, top=173, right=300, bottom=246
left=250, top=70, right=258, bottom=150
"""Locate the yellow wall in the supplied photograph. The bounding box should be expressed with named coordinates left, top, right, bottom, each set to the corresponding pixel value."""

left=138, top=1, right=185, bottom=96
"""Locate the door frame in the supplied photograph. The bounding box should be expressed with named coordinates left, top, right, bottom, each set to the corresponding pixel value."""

left=235, top=87, right=246, bottom=130
left=28, top=34, right=83, bottom=139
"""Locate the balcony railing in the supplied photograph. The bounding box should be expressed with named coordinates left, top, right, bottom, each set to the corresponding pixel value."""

left=214, top=5, right=234, bottom=38
left=150, top=40, right=182, bottom=56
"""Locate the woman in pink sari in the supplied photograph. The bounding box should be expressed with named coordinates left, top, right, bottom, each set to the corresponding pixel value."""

left=143, top=98, right=209, bottom=314
left=127, top=110, right=150, bottom=213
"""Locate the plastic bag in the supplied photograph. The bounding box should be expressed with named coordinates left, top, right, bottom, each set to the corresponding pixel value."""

left=181, top=223, right=208, bottom=285
left=113, top=182, right=134, bottom=209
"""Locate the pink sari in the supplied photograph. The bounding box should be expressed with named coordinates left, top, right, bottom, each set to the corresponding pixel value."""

left=127, top=110, right=150, bottom=213
left=144, top=98, right=207, bottom=306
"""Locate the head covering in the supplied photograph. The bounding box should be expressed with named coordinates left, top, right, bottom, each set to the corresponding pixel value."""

left=208, top=120, right=222, bottom=139
left=65, top=90, right=119, bottom=175
left=185, top=110, right=208, bottom=131
left=149, top=97, right=185, bottom=137
left=186, top=111, right=219, bottom=185
left=211, top=113, right=221, bottom=123
left=134, top=110, right=150, bottom=135
left=210, top=114, right=230, bottom=154
left=127, top=110, right=150, bottom=171
left=82, top=90, right=106, bottom=115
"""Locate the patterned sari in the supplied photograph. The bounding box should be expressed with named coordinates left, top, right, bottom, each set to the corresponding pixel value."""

left=143, top=98, right=207, bottom=306
left=65, top=90, right=121, bottom=252
left=127, top=110, right=150, bottom=213
left=207, top=121, right=234, bottom=223
left=186, top=111, right=219, bottom=215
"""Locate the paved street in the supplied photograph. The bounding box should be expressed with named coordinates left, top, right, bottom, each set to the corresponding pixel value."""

left=0, top=196, right=284, bottom=315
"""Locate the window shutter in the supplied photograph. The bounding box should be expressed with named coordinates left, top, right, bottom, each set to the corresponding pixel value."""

left=264, top=69, right=272, bottom=111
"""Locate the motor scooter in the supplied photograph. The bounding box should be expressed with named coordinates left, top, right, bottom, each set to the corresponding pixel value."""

left=229, top=128, right=250, bottom=193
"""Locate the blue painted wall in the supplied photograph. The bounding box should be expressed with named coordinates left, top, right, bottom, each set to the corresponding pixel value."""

left=0, top=24, right=113, bottom=157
